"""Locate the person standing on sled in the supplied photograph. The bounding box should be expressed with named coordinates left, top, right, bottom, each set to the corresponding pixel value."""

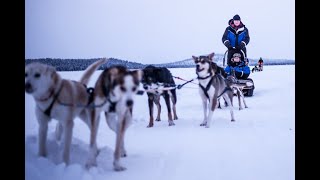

left=222, top=14, right=250, bottom=65
left=224, top=53, right=250, bottom=79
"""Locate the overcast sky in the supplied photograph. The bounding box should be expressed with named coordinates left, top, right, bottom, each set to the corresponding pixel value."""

left=25, top=0, right=295, bottom=64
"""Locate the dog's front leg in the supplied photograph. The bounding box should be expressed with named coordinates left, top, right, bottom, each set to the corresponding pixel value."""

left=236, top=88, right=243, bottom=110
left=154, top=95, right=161, bottom=121
left=86, top=109, right=100, bottom=168
left=147, top=94, right=154, bottom=127
left=205, top=97, right=218, bottom=128
left=36, top=110, right=50, bottom=157
left=164, top=93, right=175, bottom=126
left=120, top=110, right=133, bottom=157
left=170, top=89, right=178, bottom=120
left=223, top=94, right=235, bottom=122
left=113, top=113, right=127, bottom=171
left=105, top=111, right=127, bottom=157
left=200, top=95, right=208, bottom=126
left=239, top=89, right=248, bottom=108
left=62, top=118, right=74, bottom=165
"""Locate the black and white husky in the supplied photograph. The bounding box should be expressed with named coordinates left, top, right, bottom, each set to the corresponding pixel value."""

left=192, top=52, right=235, bottom=128
left=86, top=65, right=143, bottom=171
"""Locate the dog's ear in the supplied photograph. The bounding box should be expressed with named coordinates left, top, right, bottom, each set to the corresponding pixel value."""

left=46, top=65, right=56, bottom=73
left=45, top=65, right=57, bottom=78
left=132, top=69, right=143, bottom=83
left=208, top=52, right=215, bottom=61
left=192, top=56, right=198, bottom=62
left=109, top=67, right=119, bottom=83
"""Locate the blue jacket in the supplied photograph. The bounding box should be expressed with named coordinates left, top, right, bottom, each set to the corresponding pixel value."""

left=222, top=21, right=250, bottom=48
left=224, top=61, right=250, bottom=76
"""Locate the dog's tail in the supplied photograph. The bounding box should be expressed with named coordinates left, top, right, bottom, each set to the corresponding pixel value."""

left=80, top=58, right=108, bottom=86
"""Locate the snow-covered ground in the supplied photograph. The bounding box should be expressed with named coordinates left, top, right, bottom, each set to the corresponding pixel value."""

left=25, top=65, right=295, bottom=180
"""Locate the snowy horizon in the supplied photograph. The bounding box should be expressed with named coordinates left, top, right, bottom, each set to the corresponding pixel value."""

left=25, top=65, right=295, bottom=180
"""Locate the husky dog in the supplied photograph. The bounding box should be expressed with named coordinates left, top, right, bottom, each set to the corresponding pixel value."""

left=86, top=65, right=143, bottom=171
left=25, top=59, right=107, bottom=165
left=251, top=65, right=258, bottom=73
left=225, top=72, right=248, bottom=110
left=142, top=65, right=178, bottom=127
left=192, top=52, right=235, bottom=128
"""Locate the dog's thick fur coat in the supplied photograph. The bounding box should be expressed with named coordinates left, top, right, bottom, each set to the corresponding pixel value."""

left=86, top=65, right=143, bottom=171
left=142, top=65, right=178, bottom=127
left=192, top=53, right=235, bottom=128
left=25, top=59, right=107, bottom=165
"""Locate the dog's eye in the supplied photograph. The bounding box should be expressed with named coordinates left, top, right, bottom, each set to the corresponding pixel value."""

left=34, top=73, right=41, bottom=78
left=201, top=61, right=206, bottom=64
left=25, top=73, right=28, bottom=77
left=132, top=87, right=137, bottom=92
left=120, top=86, right=126, bottom=92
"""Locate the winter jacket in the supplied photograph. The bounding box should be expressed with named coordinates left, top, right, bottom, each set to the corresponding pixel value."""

left=222, top=20, right=250, bottom=49
left=224, top=61, right=250, bottom=78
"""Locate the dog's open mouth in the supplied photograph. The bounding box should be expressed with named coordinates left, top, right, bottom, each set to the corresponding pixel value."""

left=197, top=68, right=204, bottom=72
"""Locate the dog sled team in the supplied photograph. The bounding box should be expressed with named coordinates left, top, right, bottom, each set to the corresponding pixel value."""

left=25, top=14, right=261, bottom=171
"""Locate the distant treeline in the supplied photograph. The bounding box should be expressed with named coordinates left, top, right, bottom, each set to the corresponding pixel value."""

left=25, top=58, right=146, bottom=71
left=25, top=55, right=295, bottom=71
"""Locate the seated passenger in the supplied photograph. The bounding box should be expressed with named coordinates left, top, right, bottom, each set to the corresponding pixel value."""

left=224, top=53, right=250, bottom=79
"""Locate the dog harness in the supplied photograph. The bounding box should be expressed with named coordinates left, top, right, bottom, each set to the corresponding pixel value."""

left=198, top=75, right=232, bottom=101
left=42, top=81, right=64, bottom=117
left=199, top=76, right=214, bottom=101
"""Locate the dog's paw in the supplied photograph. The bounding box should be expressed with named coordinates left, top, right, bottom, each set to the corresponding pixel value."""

left=239, top=107, right=243, bottom=110
left=113, top=162, right=127, bottom=171
left=155, top=118, right=161, bottom=121
left=85, top=149, right=98, bottom=168
left=168, top=121, right=175, bottom=126
left=85, top=160, right=97, bottom=169
left=114, top=166, right=127, bottom=171
left=200, top=122, right=207, bottom=126
left=38, top=150, right=47, bottom=157
left=174, top=116, right=178, bottom=120
left=231, top=119, right=235, bottom=122
left=147, top=123, right=154, bottom=128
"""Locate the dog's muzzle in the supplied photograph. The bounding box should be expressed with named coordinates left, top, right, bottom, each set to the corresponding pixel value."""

left=25, top=83, right=34, bottom=93
left=126, top=100, right=133, bottom=107
left=196, top=65, right=204, bottom=72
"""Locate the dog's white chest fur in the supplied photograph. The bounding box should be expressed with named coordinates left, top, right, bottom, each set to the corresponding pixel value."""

left=198, top=78, right=215, bottom=98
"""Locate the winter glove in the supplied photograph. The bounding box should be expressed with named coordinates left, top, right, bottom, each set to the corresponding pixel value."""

left=224, top=41, right=232, bottom=49
left=239, top=41, right=246, bottom=49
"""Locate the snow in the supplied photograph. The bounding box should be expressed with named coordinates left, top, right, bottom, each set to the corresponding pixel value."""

left=25, top=65, right=295, bottom=180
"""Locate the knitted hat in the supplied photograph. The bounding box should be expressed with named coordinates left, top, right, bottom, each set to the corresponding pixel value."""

left=233, top=53, right=241, bottom=58
left=233, top=14, right=241, bottom=21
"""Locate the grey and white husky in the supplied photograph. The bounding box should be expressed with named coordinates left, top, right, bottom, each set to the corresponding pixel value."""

left=192, top=52, right=235, bottom=128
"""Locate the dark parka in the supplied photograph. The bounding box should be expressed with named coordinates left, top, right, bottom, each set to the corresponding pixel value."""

left=222, top=20, right=250, bottom=49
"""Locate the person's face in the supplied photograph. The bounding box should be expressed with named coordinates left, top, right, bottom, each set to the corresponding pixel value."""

left=233, top=57, right=240, bottom=62
left=234, top=20, right=240, bottom=26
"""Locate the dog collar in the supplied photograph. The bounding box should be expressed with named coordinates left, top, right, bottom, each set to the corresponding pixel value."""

left=197, top=72, right=212, bottom=80
left=39, top=81, right=64, bottom=117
